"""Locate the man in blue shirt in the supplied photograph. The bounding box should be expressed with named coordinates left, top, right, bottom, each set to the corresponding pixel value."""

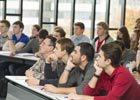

left=70, top=22, right=90, bottom=46
left=3, top=21, right=29, bottom=52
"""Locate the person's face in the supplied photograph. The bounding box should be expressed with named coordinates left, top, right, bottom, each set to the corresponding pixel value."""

left=0, top=23, right=8, bottom=33
left=12, top=24, right=22, bottom=34
left=74, top=26, right=84, bottom=36
left=117, top=31, right=123, bottom=39
left=70, top=46, right=81, bottom=65
left=96, top=25, right=106, bottom=36
left=39, top=38, right=52, bottom=54
left=53, top=43, right=66, bottom=59
left=95, top=50, right=108, bottom=69
left=53, top=32, right=61, bottom=40
left=32, top=26, right=39, bottom=37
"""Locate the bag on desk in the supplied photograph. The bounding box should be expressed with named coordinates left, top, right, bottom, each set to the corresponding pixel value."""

left=0, top=71, right=7, bottom=97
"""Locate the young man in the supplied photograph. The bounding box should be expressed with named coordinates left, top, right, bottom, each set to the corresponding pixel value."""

left=26, top=38, right=74, bottom=86
left=2, top=21, right=29, bottom=51
left=92, top=22, right=113, bottom=54
left=43, top=42, right=95, bottom=94
left=25, top=35, right=56, bottom=79
left=0, top=19, right=10, bottom=50
left=68, top=42, right=140, bottom=100
left=71, top=22, right=90, bottom=46
left=14, top=24, right=41, bottom=54
left=52, top=26, right=66, bottom=40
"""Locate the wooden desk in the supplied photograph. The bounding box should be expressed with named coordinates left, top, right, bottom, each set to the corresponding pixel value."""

left=5, top=76, right=67, bottom=100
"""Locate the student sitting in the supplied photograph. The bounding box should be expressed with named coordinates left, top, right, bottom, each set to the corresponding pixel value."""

left=68, top=41, right=140, bottom=100
left=43, top=42, right=95, bottom=94
left=26, top=38, right=74, bottom=86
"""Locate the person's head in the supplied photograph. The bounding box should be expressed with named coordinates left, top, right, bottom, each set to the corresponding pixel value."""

left=39, top=35, right=56, bottom=54
left=53, top=26, right=66, bottom=40
left=71, top=42, right=94, bottom=66
left=12, top=21, right=24, bottom=34
left=96, top=42, right=122, bottom=69
left=38, top=29, right=49, bottom=43
left=96, top=21, right=108, bottom=37
left=131, top=29, right=140, bottom=42
left=134, top=18, right=140, bottom=30
left=74, top=22, right=85, bottom=36
left=0, top=19, right=10, bottom=34
left=54, top=38, right=74, bottom=59
left=117, top=26, right=130, bottom=42
left=31, top=24, right=41, bottom=37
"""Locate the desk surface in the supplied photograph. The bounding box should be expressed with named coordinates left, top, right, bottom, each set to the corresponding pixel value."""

left=0, top=51, right=39, bottom=61
left=5, top=76, right=67, bottom=100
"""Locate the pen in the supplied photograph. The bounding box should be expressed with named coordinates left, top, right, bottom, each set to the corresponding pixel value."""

left=64, top=96, right=68, bottom=98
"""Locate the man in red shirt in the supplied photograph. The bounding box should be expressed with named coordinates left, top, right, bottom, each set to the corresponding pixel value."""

left=68, top=41, right=140, bottom=100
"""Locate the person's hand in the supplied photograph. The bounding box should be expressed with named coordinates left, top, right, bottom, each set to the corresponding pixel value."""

left=25, top=69, right=33, bottom=77
left=26, top=76, right=39, bottom=86
left=43, top=84, right=58, bottom=93
left=94, top=60, right=103, bottom=76
left=132, top=71, right=140, bottom=79
left=9, top=51, right=16, bottom=57
left=35, top=52, right=41, bottom=57
left=65, top=56, right=76, bottom=71
left=46, top=53, right=58, bottom=63
left=130, top=61, right=136, bottom=69
left=68, top=93, right=83, bottom=100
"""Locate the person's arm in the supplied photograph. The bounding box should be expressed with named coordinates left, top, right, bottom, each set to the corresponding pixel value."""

left=68, top=93, right=94, bottom=100
left=43, top=84, right=76, bottom=94
left=59, top=57, right=75, bottom=84
left=136, top=50, right=140, bottom=68
left=2, top=41, right=10, bottom=51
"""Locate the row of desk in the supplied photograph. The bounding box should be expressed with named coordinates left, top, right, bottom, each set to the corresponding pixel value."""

left=0, top=51, right=68, bottom=100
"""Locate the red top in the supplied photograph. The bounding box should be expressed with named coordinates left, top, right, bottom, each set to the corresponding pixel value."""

left=96, top=39, right=104, bottom=53
left=84, top=66, right=140, bottom=100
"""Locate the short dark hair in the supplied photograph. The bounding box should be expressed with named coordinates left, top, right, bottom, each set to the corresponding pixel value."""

left=101, top=42, right=122, bottom=67
left=38, top=29, right=48, bottom=40
left=74, top=22, right=85, bottom=30
left=54, top=26, right=66, bottom=38
left=33, top=24, right=41, bottom=31
left=57, top=38, right=74, bottom=55
left=13, top=21, right=24, bottom=29
left=77, top=42, right=94, bottom=62
left=0, top=19, right=10, bottom=28
left=46, top=35, right=56, bottom=48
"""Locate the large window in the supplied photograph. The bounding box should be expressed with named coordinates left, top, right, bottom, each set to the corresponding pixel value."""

left=109, top=0, right=122, bottom=28
left=75, top=0, right=93, bottom=38
left=22, top=0, right=39, bottom=36
left=7, top=0, right=20, bottom=14
left=0, top=1, right=4, bottom=20
left=58, top=0, right=72, bottom=38
left=125, top=0, right=140, bottom=33
left=42, top=0, right=56, bottom=33
left=1, top=0, right=140, bottom=39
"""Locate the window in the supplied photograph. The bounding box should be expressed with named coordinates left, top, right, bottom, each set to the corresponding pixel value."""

left=75, top=0, right=93, bottom=38
left=125, top=0, right=140, bottom=32
left=109, top=0, right=122, bottom=28
left=0, top=1, right=4, bottom=20
left=58, top=0, right=72, bottom=37
left=22, top=0, right=39, bottom=36
left=7, top=0, right=20, bottom=14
